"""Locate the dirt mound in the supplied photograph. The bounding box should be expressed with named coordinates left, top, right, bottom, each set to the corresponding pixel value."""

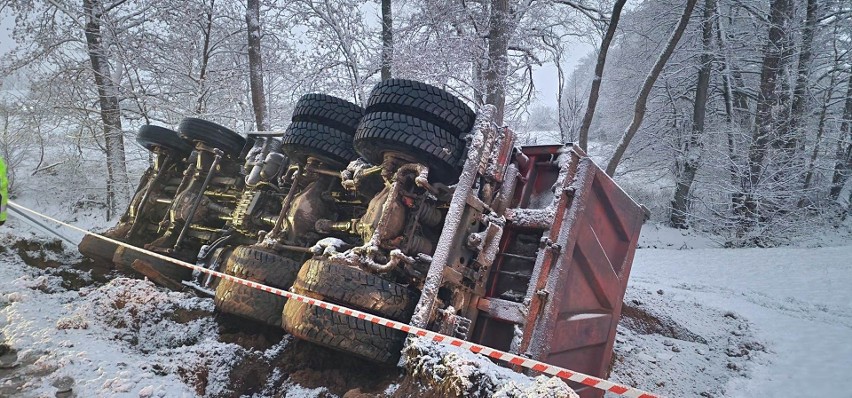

left=612, top=288, right=767, bottom=397
left=399, top=338, right=576, bottom=398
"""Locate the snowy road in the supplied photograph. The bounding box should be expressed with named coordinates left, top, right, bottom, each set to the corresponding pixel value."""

left=628, top=245, right=852, bottom=397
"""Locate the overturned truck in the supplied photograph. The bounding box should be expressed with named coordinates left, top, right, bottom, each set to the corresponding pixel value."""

left=79, top=79, right=645, bottom=398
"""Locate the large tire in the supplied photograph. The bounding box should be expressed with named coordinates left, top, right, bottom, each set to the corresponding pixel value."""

left=366, top=79, right=476, bottom=137
left=213, top=245, right=301, bottom=326
left=353, top=112, right=463, bottom=183
left=281, top=297, right=406, bottom=365
left=178, top=118, right=246, bottom=159
left=112, top=245, right=145, bottom=273
left=281, top=121, right=359, bottom=165
left=291, top=94, right=364, bottom=135
left=131, top=257, right=192, bottom=291
left=292, top=259, right=418, bottom=322
left=78, top=234, right=120, bottom=266
left=136, top=125, right=193, bottom=156
left=215, top=279, right=287, bottom=326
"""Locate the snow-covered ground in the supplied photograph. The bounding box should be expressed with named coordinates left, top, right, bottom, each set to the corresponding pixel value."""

left=612, top=226, right=852, bottom=397
left=1, top=203, right=850, bottom=397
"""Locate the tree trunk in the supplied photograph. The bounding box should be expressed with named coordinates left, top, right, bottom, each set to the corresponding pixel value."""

left=83, top=0, right=129, bottom=220
left=195, top=0, right=215, bottom=114
left=670, top=0, right=715, bottom=229
left=801, top=73, right=834, bottom=194
left=485, top=0, right=510, bottom=125
left=556, top=53, right=567, bottom=142
left=246, top=0, right=268, bottom=130
left=715, top=12, right=751, bottom=220
left=786, top=0, right=818, bottom=153
left=743, top=0, right=795, bottom=222
left=380, top=0, right=393, bottom=81
left=577, top=0, right=627, bottom=151
left=829, top=74, right=852, bottom=200
left=605, top=0, right=697, bottom=176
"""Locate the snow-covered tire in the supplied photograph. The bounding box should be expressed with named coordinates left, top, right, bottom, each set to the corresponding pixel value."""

left=213, top=245, right=301, bottom=325
left=281, top=121, right=359, bottom=166
left=291, top=259, right=419, bottom=322
left=178, top=118, right=246, bottom=159
left=366, top=79, right=476, bottom=137
left=281, top=294, right=406, bottom=365
left=291, top=94, right=364, bottom=135
left=353, top=112, right=463, bottom=183
left=136, top=125, right=193, bottom=156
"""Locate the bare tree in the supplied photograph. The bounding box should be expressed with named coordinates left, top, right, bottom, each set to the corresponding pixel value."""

left=577, top=0, right=626, bottom=151
left=381, top=0, right=393, bottom=80
left=786, top=0, right=820, bottom=154
left=605, top=0, right=698, bottom=176
left=485, top=0, right=511, bottom=125
left=670, top=0, right=715, bottom=229
left=742, top=0, right=796, bottom=224
left=830, top=73, right=852, bottom=200
left=83, top=0, right=129, bottom=219
left=246, top=0, right=269, bottom=130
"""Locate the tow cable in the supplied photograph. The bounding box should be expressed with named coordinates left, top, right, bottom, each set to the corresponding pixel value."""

left=6, top=200, right=661, bottom=398
left=7, top=203, right=77, bottom=246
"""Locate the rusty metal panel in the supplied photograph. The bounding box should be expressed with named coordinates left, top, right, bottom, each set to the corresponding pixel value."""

left=516, top=146, right=645, bottom=398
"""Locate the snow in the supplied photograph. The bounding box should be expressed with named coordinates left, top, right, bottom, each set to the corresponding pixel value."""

left=404, top=337, right=577, bottom=398
left=2, top=161, right=851, bottom=397
left=0, top=240, right=200, bottom=397
left=622, top=243, right=852, bottom=397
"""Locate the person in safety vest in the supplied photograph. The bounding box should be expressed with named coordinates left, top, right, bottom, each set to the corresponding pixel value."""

left=0, top=156, right=7, bottom=226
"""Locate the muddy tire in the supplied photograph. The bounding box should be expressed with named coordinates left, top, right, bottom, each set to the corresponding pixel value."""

left=213, top=245, right=300, bottom=325
left=222, top=245, right=300, bottom=287
left=131, top=257, right=192, bottom=291
left=136, top=125, right=193, bottom=156
left=291, top=94, right=364, bottom=135
left=366, top=79, right=476, bottom=137
left=281, top=297, right=406, bottom=365
left=78, top=234, right=120, bottom=266
left=282, top=121, right=359, bottom=166
left=353, top=112, right=463, bottom=183
left=292, top=259, right=419, bottom=321
left=112, top=245, right=146, bottom=273
left=215, top=279, right=287, bottom=326
left=178, top=117, right=246, bottom=158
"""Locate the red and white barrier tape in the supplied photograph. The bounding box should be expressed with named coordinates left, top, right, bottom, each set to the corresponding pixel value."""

left=7, top=201, right=661, bottom=398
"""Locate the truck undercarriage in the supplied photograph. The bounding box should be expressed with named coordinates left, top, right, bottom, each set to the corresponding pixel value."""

left=78, top=79, right=645, bottom=398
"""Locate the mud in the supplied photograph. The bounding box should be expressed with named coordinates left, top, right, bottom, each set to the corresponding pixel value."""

left=10, top=237, right=112, bottom=290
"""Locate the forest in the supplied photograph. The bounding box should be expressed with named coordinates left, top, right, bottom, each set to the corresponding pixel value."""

left=1, top=0, right=850, bottom=247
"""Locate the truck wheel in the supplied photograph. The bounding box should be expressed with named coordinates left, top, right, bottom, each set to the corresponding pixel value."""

left=366, top=79, right=476, bottom=137
left=78, top=233, right=120, bottom=266
left=292, top=259, right=419, bottom=322
left=215, top=279, right=287, bottom=326
left=281, top=296, right=406, bottom=365
left=131, top=257, right=192, bottom=291
left=178, top=118, right=246, bottom=159
left=353, top=112, right=463, bottom=183
left=213, top=245, right=300, bottom=326
left=291, top=94, right=364, bottom=135
left=136, top=125, right=193, bottom=156
left=282, top=121, right=359, bottom=166
left=112, top=245, right=147, bottom=273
